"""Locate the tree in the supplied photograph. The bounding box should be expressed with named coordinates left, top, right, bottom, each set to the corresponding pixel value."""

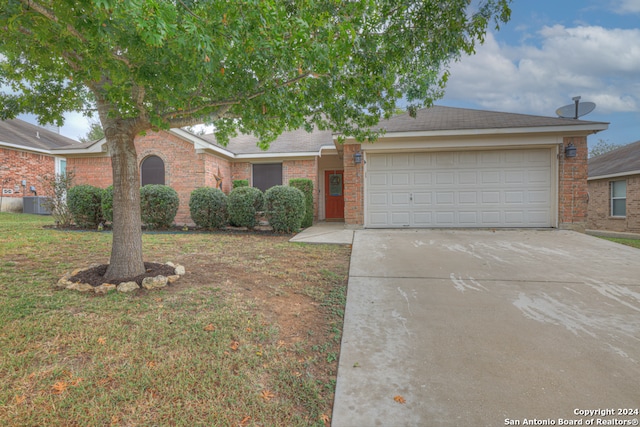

left=0, top=0, right=510, bottom=280
left=589, top=139, right=623, bottom=158
left=79, top=118, right=105, bottom=143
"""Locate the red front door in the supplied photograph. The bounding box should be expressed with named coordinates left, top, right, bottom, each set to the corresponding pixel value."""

left=325, top=170, right=344, bottom=220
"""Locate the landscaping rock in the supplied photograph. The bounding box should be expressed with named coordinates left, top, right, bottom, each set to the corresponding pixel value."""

left=66, top=281, right=94, bottom=292
left=142, top=275, right=168, bottom=290
left=166, top=261, right=175, bottom=268
left=117, top=281, right=140, bottom=293
left=95, top=283, right=116, bottom=294
left=174, top=265, right=186, bottom=275
left=167, top=274, right=181, bottom=284
left=55, top=274, right=72, bottom=288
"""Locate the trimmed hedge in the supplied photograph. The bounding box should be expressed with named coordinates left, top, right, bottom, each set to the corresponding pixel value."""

left=228, top=186, right=264, bottom=229
left=289, top=178, right=313, bottom=228
left=233, top=179, right=249, bottom=189
left=189, top=187, right=228, bottom=230
left=140, top=184, right=179, bottom=229
left=67, top=184, right=104, bottom=227
left=264, top=185, right=305, bottom=233
left=101, top=185, right=114, bottom=223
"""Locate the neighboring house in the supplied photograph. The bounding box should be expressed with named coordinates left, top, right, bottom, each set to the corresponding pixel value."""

left=587, top=140, right=640, bottom=233
left=4, top=106, right=608, bottom=230
left=0, top=119, right=77, bottom=212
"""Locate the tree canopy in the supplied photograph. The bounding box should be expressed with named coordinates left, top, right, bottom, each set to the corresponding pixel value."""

left=0, top=0, right=511, bottom=278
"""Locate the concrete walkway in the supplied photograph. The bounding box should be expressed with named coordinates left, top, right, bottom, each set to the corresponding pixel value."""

left=289, top=222, right=354, bottom=245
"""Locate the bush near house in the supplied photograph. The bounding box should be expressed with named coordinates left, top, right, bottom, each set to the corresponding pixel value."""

left=101, top=185, right=114, bottom=223
left=189, top=187, right=228, bottom=230
left=265, top=185, right=305, bottom=233
left=289, top=178, right=313, bottom=228
left=67, top=184, right=103, bottom=227
left=140, top=184, right=179, bottom=229
left=233, top=179, right=249, bottom=189
left=228, top=186, right=264, bottom=229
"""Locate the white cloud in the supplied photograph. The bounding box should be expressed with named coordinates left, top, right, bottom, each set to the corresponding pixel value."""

left=443, top=25, right=640, bottom=115
left=613, top=0, right=640, bottom=14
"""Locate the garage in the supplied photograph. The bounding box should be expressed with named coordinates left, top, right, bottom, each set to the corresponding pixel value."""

left=365, top=148, right=555, bottom=228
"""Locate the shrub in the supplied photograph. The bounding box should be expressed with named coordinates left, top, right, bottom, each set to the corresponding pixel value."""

left=101, top=185, right=113, bottom=223
left=264, top=185, right=305, bottom=233
left=233, top=179, right=249, bottom=189
left=67, top=184, right=104, bottom=228
left=189, top=187, right=228, bottom=230
left=289, top=178, right=313, bottom=228
left=39, top=171, right=75, bottom=227
left=140, top=184, right=179, bottom=229
left=228, top=186, right=264, bottom=228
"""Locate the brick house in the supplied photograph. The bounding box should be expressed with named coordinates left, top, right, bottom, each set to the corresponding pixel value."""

left=4, top=106, right=608, bottom=230
left=0, top=119, right=77, bottom=212
left=587, top=140, right=640, bottom=233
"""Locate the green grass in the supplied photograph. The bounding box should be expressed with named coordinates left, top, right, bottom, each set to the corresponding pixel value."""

left=0, top=213, right=350, bottom=426
left=600, top=236, right=640, bottom=249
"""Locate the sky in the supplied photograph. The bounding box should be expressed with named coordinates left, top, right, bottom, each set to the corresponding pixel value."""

left=18, top=0, right=640, bottom=148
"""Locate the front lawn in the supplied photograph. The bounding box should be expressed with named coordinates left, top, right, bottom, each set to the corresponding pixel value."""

left=601, top=236, right=640, bottom=249
left=0, top=213, right=350, bottom=426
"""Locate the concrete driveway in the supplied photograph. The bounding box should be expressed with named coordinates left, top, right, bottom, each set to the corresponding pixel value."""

left=332, top=229, right=640, bottom=427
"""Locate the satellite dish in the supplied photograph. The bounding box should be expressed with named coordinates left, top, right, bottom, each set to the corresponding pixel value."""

left=556, top=96, right=596, bottom=119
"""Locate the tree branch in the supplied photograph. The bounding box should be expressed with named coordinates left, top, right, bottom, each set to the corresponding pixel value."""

left=20, top=0, right=87, bottom=44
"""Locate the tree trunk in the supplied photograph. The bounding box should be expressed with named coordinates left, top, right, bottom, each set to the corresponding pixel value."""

left=104, top=129, right=145, bottom=280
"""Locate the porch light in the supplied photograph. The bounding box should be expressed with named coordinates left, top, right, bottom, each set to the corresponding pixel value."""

left=565, top=143, right=577, bottom=158
left=353, top=151, right=363, bottom=164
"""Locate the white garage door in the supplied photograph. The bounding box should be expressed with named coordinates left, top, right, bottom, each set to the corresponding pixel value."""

left=366, top=149, right=554, bottom=228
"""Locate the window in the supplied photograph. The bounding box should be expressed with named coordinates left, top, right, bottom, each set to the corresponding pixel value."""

left=55, top=158, right=67, bottom=176
left=610, top=180, right=626, bottom=217
left=141, top=155, right=165, bottom=186
left=252, top=163, right=282, bottom=192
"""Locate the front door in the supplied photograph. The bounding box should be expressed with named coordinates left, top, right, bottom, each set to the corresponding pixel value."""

left=325, top=170, right=344, bottom=220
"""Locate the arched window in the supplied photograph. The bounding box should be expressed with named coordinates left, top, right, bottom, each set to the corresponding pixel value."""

left=141, top=155, right=165, bottom=186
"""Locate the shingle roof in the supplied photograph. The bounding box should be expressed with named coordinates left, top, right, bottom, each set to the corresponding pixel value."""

left=588, top=140, right=640, bottom=178
left=0, top=118, right=79, bottom=150
left=370, top=105, right=607, bottom=133
left=200, top=126, right=333, bottom=155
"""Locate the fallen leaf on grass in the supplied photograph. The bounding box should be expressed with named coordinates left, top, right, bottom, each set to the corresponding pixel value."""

left=394, top=395, right=406, bottom=404
left=52, top=381, right=68, bottom=394
left=15, top=395, right=26, bottom=405
left=240, top=416, right=251, bottom=426
left=204, top=323, right=215, bottom=331
left=320, top=413, right=330, bottom=425
left=146, top=361, right=157, bottom=368
left=230, top=341, right=240, bottom=351
left=97, top=337, right=106, bottom=345
left=260, top=389, right=275, bottom=401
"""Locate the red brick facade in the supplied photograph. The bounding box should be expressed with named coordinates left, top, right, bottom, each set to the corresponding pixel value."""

left=0, top=147, right=56, bottom=211
left=343, top=144, right=364, bottom=226
left=587, top=174, right=640, bottom=233
left=284, top=158, right=319, bottom=220
left=68, top=131, right=234, bottom=225
left=558, top=136, right=589, bottom=231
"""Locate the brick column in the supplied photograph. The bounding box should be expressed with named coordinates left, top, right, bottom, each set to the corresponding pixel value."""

left=343, top=144, right=364, bottom=227
left=558, top=136, right=588, bottom=231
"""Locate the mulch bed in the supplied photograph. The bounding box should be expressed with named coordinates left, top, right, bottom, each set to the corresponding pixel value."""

left=69, top=262, right=177, bottom=287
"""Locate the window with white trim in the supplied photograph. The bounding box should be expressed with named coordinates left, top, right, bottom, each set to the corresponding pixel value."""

left=610, top=180, right=626, bottom=217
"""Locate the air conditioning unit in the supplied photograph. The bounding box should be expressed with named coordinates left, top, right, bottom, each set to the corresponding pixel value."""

left=23, top=196, right=51, bottom=215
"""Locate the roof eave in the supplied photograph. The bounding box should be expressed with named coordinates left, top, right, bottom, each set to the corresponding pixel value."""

left=0, top=141, right=54, bottom=155
left=588, top=170, right=640, bottom=180
left=336, top=123, right=609, bottom=142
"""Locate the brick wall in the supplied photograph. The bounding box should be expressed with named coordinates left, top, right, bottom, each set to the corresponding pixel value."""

left=231, top=162, right=251, bottom=185
left=283, top=158, right=318, bottom=220
left=558, top=136, right=589, bottom=231
left=0, top=147, right=56, bottom=210
left=587, top=174, right=640, bottom=233
left=69, top=131, right=234, bottom=225
left=343, top=144, right=364, bottom=226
